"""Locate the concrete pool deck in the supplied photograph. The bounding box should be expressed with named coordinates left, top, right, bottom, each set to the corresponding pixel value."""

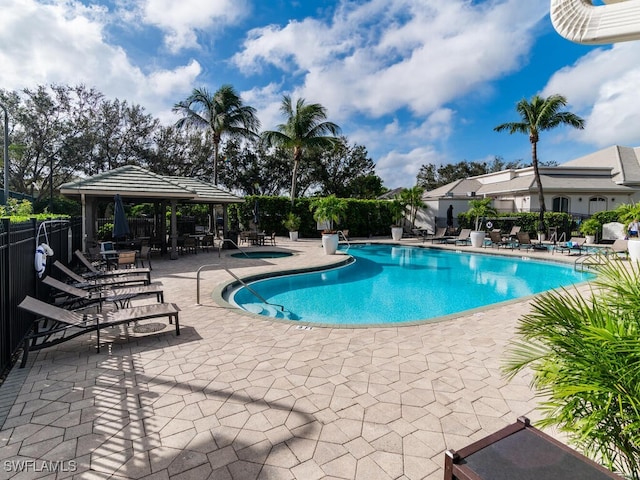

left=0, top=237, right=591, bottom=479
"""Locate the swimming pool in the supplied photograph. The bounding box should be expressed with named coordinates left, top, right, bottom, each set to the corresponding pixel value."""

left=229, top=244, right=594, bottom=325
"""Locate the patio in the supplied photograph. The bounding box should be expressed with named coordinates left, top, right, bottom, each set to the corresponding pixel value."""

left=0, top=237, right=586, bottom=479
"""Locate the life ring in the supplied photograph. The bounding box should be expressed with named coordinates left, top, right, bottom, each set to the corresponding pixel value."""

left=34, top=243, right=54, bottom=278
left=485, top=221, right=493, bottom=229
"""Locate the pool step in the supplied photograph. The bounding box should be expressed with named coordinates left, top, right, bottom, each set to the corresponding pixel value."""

left=242, top=303, right=299, bottom=320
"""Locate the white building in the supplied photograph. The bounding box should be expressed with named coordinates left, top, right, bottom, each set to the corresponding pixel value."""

left=418, top=145, right=640, bottom=231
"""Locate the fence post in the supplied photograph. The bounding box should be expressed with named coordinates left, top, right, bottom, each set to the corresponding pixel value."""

left=1, top=219, right=9, bottom=369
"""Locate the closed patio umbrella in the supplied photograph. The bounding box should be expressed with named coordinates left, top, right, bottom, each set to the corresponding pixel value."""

left=112, top=194, right=130, bottom=240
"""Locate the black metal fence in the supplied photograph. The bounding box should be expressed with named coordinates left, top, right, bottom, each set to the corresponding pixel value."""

left=0, top=217, right=82, bottom=372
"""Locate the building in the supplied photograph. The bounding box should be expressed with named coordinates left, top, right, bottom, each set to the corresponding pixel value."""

left=418, top=145, right=639, bottom=231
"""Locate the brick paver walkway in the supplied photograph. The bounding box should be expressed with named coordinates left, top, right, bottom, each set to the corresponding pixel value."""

left=0, top=237, right=586, bottom=479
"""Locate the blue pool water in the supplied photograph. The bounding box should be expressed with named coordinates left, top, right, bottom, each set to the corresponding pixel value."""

left=230, top=244, right=593, bottom=325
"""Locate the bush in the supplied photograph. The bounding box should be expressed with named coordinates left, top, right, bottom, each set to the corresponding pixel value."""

left=504, top=258, right=640, bottom=478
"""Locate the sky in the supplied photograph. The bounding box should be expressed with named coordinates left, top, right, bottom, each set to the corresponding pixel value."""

left=2, top=0, right=640, bottom=189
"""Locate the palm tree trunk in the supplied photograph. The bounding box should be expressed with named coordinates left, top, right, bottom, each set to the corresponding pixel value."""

left=290, top=148, right=301, bottom=207
left=531, top=140, right=546, bottom=231
left=213, top=141, right=219, bottom=185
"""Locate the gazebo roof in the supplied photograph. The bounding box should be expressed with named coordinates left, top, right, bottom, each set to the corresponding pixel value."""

left=59, top=165, right=244, bottom=204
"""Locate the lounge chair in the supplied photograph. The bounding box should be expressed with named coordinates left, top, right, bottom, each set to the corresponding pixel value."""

left=54, top=260, right=149, bottom=288
left=446, top=228, right=471, bottom=245
left=42, top=276, right=164, bottom=310
left=75, top=250, right=151, bottom=282
left=507, top=225, right=521, bottom=239
left=424, top=227, right=450, bottom=243
left=516, top=232, right=547, bottom=251
left=607, top=238, right=628, bottom=259
left=486, top=230, right=515, bottom=249
left=553, top=237, right=587, bottom=255
left=18, top=295, right=180, bottom=367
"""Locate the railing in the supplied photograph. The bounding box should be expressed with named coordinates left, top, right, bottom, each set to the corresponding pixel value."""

left=196, top=263, right=284, bottom=312
left=337, top=230, right=350, bottom=252
left=217, top=238, right=249, bottom=258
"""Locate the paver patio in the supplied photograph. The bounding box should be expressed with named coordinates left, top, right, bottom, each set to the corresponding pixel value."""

left=0, top=237, right=588, bottom=479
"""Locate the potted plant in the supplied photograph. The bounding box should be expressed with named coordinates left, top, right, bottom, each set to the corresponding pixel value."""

left=389, top=198, right=407, bottom=241
left=310, top=195, right=348, bottom=255
left=283, top=212, right=301, bottom=241
left=579, top=218, right=600, bottom=244
left=466, top=198, right=497, bottom=247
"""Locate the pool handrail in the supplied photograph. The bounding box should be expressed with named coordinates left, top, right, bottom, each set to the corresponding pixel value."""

left=217, top=238, right=250, bottom=258
left=196, top=263, right=285, bottom=312
left=337, top=230, right=350, bottom=252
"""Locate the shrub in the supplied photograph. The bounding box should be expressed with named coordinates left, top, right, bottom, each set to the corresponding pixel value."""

left=504, top=258, right=640, bottom=478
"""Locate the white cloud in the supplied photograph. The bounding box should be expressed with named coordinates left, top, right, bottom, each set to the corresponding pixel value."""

left=137, top=0, right=249, bottom=53
left=234, top=0, right=548, bottom=120
left=376, top=146, right=445, bottom=189
left=0, top=0, right=201, bottom=120
left=542, top=42, right=640, bottom=148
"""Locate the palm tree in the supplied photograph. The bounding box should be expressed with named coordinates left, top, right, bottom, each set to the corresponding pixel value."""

left=503, top=257, right=640, bottom=478
left=261, top=96, right=341, bottom=205
left=173, top=85, right=260, bottom=185
left=400, top=186, right=426, bottom=229
left=494, top=94, right=584, bottom=233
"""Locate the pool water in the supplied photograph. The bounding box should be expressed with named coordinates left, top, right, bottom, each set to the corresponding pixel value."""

left=230, top=244, right=594, bottom=325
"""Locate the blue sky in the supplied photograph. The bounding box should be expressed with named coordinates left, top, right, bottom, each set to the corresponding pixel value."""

left=2, top=0, right=640, bottom=188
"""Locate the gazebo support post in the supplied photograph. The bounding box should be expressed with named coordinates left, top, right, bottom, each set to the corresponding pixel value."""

left=170, top=200, right=178, bottom=260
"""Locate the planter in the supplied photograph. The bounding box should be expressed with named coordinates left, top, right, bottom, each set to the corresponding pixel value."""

left=391, top=227, right=403, bottom=241
left=322, top=233, right=339, bottom=255
left=538, top=232, right=546, bottom=242
left=585, top=234, right=595, bottom=244
left=470, top=231, right=486, bottom=248
left=289, top=231, right=299, bottom=241
left=628, top=239, right=640, bottom=262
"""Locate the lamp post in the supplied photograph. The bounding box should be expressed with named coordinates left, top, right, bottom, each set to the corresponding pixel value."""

left=0, top=103, right=8, bottom=205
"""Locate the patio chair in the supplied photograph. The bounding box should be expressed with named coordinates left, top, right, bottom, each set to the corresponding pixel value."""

left=486, top=230, right=514, bottom=249
left=516, top=232, right=548, bottom=251
left=446, top=228, right=472, bottom=245
left=607, top=238, right=628, bottom=259
left=54, top=261, right=149, bottom=288
left=42, top=276, right=164, bottom=310
left=553, top=237, right=587, bottom=255
left=424, top=227, right=450, bottom=243
left=75, top=250, right=151, bottom=282
left=136, top=246, right=152, bottom=270
left=265, top=232, right=277, bottom=246
left=18, top=295, right=180, bottom=368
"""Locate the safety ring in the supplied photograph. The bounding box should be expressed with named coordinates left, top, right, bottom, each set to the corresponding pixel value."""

left=485, top=221, right=493, bottom=229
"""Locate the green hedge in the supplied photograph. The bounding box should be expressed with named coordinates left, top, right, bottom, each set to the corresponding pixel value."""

left=228, top=196, right=396, bottom=238
left=458, top=211, right=574, bottom=237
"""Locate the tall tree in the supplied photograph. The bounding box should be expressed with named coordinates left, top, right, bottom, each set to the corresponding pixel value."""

left=261, top=96, right=341, bottom=205
left=315, top=138, right=385, bottom=198
left=494, top=94, right=584, bottom=231
left=173, top=85, right=260, bottom=185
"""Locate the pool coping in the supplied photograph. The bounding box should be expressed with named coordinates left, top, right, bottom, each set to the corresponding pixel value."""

left=212, top=242, right=596, bottom=329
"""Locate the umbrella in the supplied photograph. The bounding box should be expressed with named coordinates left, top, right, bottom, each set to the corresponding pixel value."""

left=113, top=194, right=130, bottom=240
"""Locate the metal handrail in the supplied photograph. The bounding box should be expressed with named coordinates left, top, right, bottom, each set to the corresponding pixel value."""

left=217, top=238, right=249, bottom=258
left=337, top=230, right=350, bottom=252
left=196, top=263, right=284, bottom=311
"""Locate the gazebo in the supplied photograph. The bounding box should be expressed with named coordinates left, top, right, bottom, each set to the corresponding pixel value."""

left=59, top=165, right=244, bottom=259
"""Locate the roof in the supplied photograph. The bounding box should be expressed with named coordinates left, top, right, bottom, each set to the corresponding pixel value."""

left=59, top=165, right=244, bottom=204
left=563, top=145, right=640, bottom=185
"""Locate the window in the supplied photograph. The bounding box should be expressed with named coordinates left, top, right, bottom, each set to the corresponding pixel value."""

left=552, top=196, right=569, bottom=213
left=589, top=197, right=607, bottom=214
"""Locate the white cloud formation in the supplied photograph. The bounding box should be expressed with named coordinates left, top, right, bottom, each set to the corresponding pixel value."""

left=0, top=0, right=201, bottom=119
left=233, top=0, right=548, bottom=186
left=234, top=0, right=547, bottom=120
left=137, top=0, right=249, bottom=53
left=542, top=42, right=640, bottom=148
